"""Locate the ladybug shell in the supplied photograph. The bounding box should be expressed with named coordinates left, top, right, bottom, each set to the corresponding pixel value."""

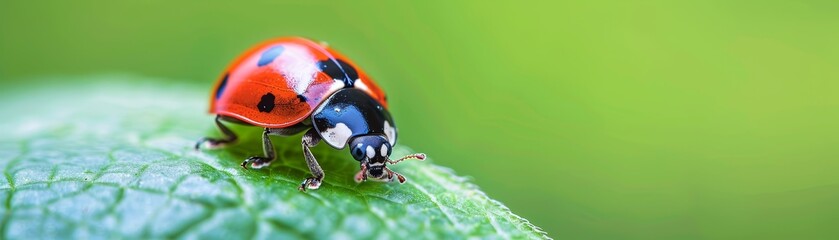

left=209, top=37, right=388, bottom=128
left=312, top=88, right=396, bottom=149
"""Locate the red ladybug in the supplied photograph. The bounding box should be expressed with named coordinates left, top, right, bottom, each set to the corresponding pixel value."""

left=196, top=37, right=425, bottom=191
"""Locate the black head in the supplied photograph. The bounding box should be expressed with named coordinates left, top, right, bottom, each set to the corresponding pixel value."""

left=350, top=135, right=391, bottom=179
left=349, top=135, right=425, bottom=183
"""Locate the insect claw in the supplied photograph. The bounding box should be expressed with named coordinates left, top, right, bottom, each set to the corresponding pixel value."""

left=384, top=167, right=407, bottom=184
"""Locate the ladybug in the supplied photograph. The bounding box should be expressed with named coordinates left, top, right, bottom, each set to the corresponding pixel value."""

left=196, top=37, right=425, bottom=191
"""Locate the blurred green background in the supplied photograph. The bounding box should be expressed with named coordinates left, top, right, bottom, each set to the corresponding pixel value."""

left=2, top=1, right=838, bottom=238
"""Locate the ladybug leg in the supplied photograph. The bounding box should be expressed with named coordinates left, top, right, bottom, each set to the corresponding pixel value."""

left=298, top=128, right=324, bottom=191
left=241, top=128, right=277, bottom=169
left=195, top=115, right=238, bottom=150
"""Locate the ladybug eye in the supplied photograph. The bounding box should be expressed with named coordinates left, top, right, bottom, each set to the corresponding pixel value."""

left=351, top=145, right=365, bottom=160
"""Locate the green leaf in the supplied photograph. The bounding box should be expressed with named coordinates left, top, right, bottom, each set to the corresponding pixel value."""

left=0, top=76, right=547, bottom=239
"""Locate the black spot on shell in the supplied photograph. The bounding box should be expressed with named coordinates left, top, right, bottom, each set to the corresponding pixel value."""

left=215, top=73, right=229, bottom=100
left=257, top=46, right=284, bottom=67
left=316, top=59, right=358, bottom=86
left=258, top=93, right=275, bottom=113
left=297, top=94, right=307, bottom=102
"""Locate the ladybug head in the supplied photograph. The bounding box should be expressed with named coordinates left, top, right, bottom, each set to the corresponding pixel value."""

left=349, top=135, right=425, bottom=183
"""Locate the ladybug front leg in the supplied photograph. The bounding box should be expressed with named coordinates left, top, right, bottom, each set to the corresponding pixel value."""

left=195, top=115, right=238, bottom=150
left=299, top=128, right=324, bottom=191
left=241, top=128, right=277, bottom=169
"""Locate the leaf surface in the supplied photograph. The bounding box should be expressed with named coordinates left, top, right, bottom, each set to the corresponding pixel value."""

left=0, top=76, right=547, bottom=239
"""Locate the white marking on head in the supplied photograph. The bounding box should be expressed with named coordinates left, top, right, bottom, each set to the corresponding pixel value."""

left=354, top=78, right=369, bottom=91
left=380, top=145, right=388, bottom=157
left=369, top=162, right=384, bottom=167
left=366, top=145, right=375, bottom=159
left=383, top=121, right=396, bottom=145
left=322, top=123, right=352, bottom=148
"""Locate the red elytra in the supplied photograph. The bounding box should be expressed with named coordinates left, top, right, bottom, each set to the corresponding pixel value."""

left=208, top=37, right=387, bottom=128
